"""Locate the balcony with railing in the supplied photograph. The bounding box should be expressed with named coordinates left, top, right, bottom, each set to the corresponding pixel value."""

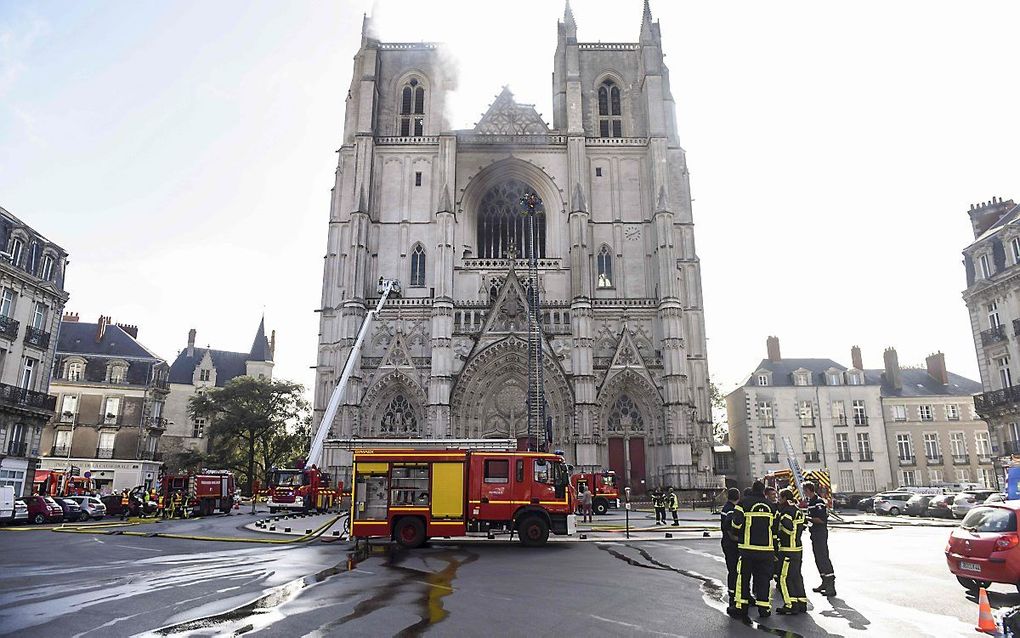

left=138, top=450, right=163, bottom=461
left=0, top=315, right=19, bottom=340
left=837, top=452, right=853, bottom=462
left=1001, top=440, right=1020, bottom=455
left=24, top=326, right=50, bottom=350
left=926, top=455, right=944, bottom=465
left=759, top=418, right=775, bottom=429
left=953, top=454, right=970, bottom=465
left=0, top=382, right=56, bottom=414
left=978, top=453, right=994, bottom=464
left=898, top=456, right=917, bottom=466
left=762, top=453, right=780, bottom=464
left=5, top=439, right=26, bottom=456
left=96, top=447, right=114, bottom=459
left=800, top=418, right=816, bottom=428
left=804, top=452, right=820, bottom=463
left=975, top=385, right=1020, bottom=416
left=982, top=324, right=1008, bottom=346
left=146, top=416, right=168, bottom=431
left=51, top=445, right=70, bottom=457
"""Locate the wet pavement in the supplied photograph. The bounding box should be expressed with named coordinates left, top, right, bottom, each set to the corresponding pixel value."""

left=0, top=510, right=1008, bottom=636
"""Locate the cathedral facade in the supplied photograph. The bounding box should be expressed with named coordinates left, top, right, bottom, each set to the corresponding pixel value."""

left=314, top=3, right=717, bottom=491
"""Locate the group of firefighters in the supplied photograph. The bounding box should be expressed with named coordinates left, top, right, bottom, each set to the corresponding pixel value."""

left=719, top=479, right=837, bottom=619
left=113, top=488, right=193, bottom=520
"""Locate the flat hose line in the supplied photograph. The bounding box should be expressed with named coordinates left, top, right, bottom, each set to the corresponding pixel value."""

left=47, top=514, right=345, bottom=545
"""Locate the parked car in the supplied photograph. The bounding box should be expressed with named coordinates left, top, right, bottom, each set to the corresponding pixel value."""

left=832, top=493, right=851, bottom=510
left=952, top=490, right=998, bottom=519
left=905, top=494, right=935, bottom=517
left=928, top=494, right=958, bottom=518
left=100, top=491, right=155, bottom=518
left=946, top=503, right=1020, bottom=592
left=857, top=496, right=876, bottom=513
left=56, top=498, right=83, bottom=523
left=874, top=492, right=914, bottom=516
left=68, top=496, right=106, bottom=521
left=13, top=498, right=28, bottom=524
left=19, top=495, right=64, bottom=524
left=985, top=493, right=1007, bottom=505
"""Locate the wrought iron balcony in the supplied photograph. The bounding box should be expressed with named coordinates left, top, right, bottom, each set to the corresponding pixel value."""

left=975, top=385, right=1020, bottom=417
left=146, top=416, right=168, bottom=430
left=978, top=454, right=994, bottom=464
left=837, top=453, right=853, bottom=462
left=0, top=315, right=19, bottom=340
left=762, top=453, right=780, bottom=463
left=138, top=450, right=163, bottom=461
left=96, top=447, right=114, bottom=459
left=927, top=455, right=944, bottom=465
left=0, top=382, right=56, bottom=413
left=982, top=324, right=1008, bottom=347
left=24, top=326, right=50, bottom=349
left=953, top=454, right=970, bottom=465
left=898, top=456, right=917, bottom=466
left=6, top=440, right=26, bottom=456
left=804, top=452, right=820, bottom=462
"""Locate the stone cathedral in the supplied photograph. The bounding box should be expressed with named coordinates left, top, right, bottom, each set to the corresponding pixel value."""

left=315, top=2, right=717, bottom=492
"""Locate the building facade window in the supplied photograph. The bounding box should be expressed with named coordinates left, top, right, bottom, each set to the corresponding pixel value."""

left=8, top=237, right=23, bottom=266
left=192, top=418, right=206, bottom=438
left=999, top=356, right=1013, bottom=389
left=31, top=303, right=46, bottom=330
left=409, top=244, right=426, bottom=287
left=597, top=80, right=622, bottom=138
left=946, top=404, right=960, bottom=421
left=930, top=468, right=944, bottom=484
left=65, top=361, right=84, bottom=382
left=20, top=358, right=35, bottom=390
left=104, top=397, right=121, bottom=424
left=891, top=405, right=907, bottom=421
left=856, top=432, right=872, bottom=460
left=793, top=372, right=810, bottom=386
left=900, top=470, right=917, bottom=486
left=839, top=469, right=855, bottom=492
left=757, top=374, right=769, bottom=386
left=199, top=369, right=211, bottom=382
left=98, top=431, right=115, bottom=456
left=41, top=254, right=55, bottom=281
left=596, top=245, right=613, bottom=288
left=956, top=468, right=971, bottom=483
left=799, top=401, right=814, bottom=427
left=862, top=469, right=877, bottom=492
left=980, top=253, right=992, bottom=278
left=919, top=405, right=933, bottom=421
left=848, top=372, right=863, bottom=385
left=923, top=432, right=941, bottom=461
left=1012, top=236, right=1020, bottom=264
left=380, top=394, right=420, bottom=435
left=836, top=433, right=851, bottom=461
left=59, top=394, right=78, bottom=419
left=608, top=394, right=644, bottom=433
left=896, top=433, right=914, bottom=461
left=0, top=288, right=15, bottom=318
left=762, top=433, right=778, bottom=462
left=950, top=432, right=967, bottom=459
left=476, top=179, right=545, bottom=260
left=828, top=373, right=841, bottom=385
left=981, top=468, right=996, bottom=488
left=399, top=78, right=425, bottom=137
left=803, top=433, right=818, bottom=461
left=852, top=400, right=867, bottom=425
left=832, top=401, right=847, bottom=425
left=989, top=301, right=1001, bottom=328
left=108, top=363, right=127, bottom=384
left=757, top=400, right=773, bottom=426
left=976, top=431, right=992, bottom=457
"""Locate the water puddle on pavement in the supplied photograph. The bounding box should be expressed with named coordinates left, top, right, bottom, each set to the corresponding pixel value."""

left=150, top=543, right=478, bottom=637
left=596, top=544, right=808, bottom=638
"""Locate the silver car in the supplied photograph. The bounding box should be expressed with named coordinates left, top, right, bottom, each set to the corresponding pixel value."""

left=13, top=498, right=27, bottom=524
left=951, top=490, right=997, bottom=519
left=68, top=496, right=107, bottom=521
left=873, top=492, right=914, bottom=516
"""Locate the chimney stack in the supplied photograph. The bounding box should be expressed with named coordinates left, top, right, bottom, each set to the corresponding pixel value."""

left=270, top=329, right=276, bottom=360
left=883, top=347, right=902, bottom=391
left=766, top=336, right=781, bottom=362
left=117, top=323, right=138, bottom=339
left=187, top=328, right=196, bottom=357
left=62, top=311, right=79, bottom=323
left=96, top=315, right=110, bottom=343
left=926, top=351, right=949, bottom=385
left=851, top=345, right=863, bottom=370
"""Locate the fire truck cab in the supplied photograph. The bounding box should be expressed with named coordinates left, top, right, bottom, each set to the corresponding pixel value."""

left=570, top=469, right=620, bottom=515
left=266, top=465, right=334, bottom=513
left=352, top=448, right=575, bottom=548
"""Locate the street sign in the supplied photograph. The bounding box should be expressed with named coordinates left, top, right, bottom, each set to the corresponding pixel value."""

left=84, top=471, right=91, bottom=478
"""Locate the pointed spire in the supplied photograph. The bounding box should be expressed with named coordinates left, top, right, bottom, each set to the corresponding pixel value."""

left=572, top=183, right=587, bottom=213
left=249, top=316, right=271, bottom=362
left=640, top=0, right=654, bottom=43
left=563, top=0, right=577, bottom=34
left=361, top=12, right=375, bottom=44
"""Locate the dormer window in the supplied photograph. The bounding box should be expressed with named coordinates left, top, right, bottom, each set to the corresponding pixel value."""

left=8, top=237, right=23, bottom=267
left=828, top=372, right=842, bottom=386
left=597, top=80, right=622, bottom=138
left=794, top=372, right=811, bottom=386
left=757, top=374, right=769, bottom=386
left=848, top=372, right=863, bottom=385
left=65, top=360, right=84, bottom=381
left=1012, top=237, right=1020, bottom=265
left=399, top=78, right=425, bottom=137
left=199, top=369, right=211, bottom=382
left=107, top=361, right=128, bottom=384
left=41, top=254, right=55, bottom=281
left=980, top=253, right=992, bottom=279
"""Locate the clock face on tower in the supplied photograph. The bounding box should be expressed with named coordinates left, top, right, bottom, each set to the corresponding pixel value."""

left=625, top=225, right=641, bottom=241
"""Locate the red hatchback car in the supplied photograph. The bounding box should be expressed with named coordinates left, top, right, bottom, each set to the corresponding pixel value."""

left=18, top=495, right=64, bottom=525
left=946, top=502, right=1020, bottom=592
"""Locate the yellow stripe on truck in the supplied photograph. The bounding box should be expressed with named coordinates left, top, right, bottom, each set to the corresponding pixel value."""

left=431, top=462, right=465, bottom=518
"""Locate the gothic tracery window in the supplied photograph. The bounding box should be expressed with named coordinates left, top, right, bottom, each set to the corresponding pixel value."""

left=597, top=245, right=613, bottom=288
left=477, top=179, right=545, bottom=259
left=399, top=78, right=425, bottom=137
left=597, top=80, right=622, bottom=138
left=608, top=394, right=644, bottom=433
left=410, top=244, right=426, bottom=287
left=380, top=394, right=419, bottom=436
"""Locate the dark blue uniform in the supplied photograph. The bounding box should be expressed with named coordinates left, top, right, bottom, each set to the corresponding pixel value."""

left=807, top=494, right=836, bottom=596
left=730, top=494, right=776, bottom=617
left=720, top=501, right=739, bottom=607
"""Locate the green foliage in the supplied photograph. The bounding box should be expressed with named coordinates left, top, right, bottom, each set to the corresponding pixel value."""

left=164, top=448, right=207, bottom=474
left=709, top=381, right=729, bottom=444
left=189, top=377, right=309, bottom=495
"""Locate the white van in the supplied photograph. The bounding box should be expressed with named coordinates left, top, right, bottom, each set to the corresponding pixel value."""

left=0, top=485, right=14, bottom=524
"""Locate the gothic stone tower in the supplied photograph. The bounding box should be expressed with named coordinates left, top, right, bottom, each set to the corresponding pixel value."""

left=315, top=2, right=716, bottom=491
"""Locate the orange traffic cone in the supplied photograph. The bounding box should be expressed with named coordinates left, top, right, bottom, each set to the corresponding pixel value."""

left=976, top=587, right=996, bottom=634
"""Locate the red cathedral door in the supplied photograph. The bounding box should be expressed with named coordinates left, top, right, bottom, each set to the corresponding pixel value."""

left=608, top=438, right=625, bottom=488
left=628, top=437, right=647, bottom=495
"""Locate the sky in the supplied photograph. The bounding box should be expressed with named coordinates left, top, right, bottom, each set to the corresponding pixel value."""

left=2, top=0, right=1019, bottom=402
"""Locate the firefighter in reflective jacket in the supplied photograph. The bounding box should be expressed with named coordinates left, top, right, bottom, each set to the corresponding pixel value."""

left=667, top=487, right=680, bottom=526
left=774, top=488, right=808, bottom=615
left=729, top=480, right=776, bottom=619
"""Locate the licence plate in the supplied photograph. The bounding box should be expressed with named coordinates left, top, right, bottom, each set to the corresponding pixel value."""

left=960, top=561, right=982, bottom=573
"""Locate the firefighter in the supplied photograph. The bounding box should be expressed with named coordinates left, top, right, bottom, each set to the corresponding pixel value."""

left=170, top=491, right=182, bottom=519
left=667, top=487, right=680, bottom=526
left=157, top=492, right=166, bottom=519
left=651, top=490, right=664, bottom=525
left=764, top=486, right=781, bottom=582
left=719, top=487, right=741, bottom=612
left=729, top=480, right=776, bottom=620
left=805, top=481, right=836, bottom=597
left=775, top=488, right=808, bottom=615
left=119, top=490, right=130, bottom=521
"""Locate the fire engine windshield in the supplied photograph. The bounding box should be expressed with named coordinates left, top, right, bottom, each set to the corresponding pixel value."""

left=271, top=471, right=302, bottom=487
left=602, top=473, right=615, bottom=487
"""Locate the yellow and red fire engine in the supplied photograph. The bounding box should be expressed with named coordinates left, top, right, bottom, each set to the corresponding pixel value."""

left=570, top=469, right=620, bottom=515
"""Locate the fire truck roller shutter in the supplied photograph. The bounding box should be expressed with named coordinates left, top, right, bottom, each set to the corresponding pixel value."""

left=431, top=462, right=465, bottom=519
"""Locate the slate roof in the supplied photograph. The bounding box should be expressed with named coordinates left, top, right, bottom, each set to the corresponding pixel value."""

left=56, top=322, right=162, bottom=361
left=168, top=348, right=249, bottom=387
left=866, top=368, right=982, bottom=398
left=972, top=200, right=1020, bottom=245
left=248, top=317, right=271, bottom=362
left=743, top=358, right=849, bottom=387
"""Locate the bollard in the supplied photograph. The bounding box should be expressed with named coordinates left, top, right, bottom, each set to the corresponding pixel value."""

left=702, top=531, right=710, bottom=537
left=305, top=529, right=312, bottom=534
left=284, top=527, right=292, bottom=533
left=269, top=525, right=276, bottom=531
left=665, top=533, right=673, bottom=538
left=580, top=533, right=588, bottom=540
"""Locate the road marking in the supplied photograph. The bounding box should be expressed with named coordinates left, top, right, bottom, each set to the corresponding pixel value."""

left=113, top=543, right=162, bottom=552
left=590, top=614, right=687, bottom=637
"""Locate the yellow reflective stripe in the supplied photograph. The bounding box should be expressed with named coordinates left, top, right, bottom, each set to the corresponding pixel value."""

left=735, top=557, right=746, bottom=606
left=779, top=559, right=791, bottom=606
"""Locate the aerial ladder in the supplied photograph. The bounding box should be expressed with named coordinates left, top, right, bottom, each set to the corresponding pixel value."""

left=779, top=435, right=843, bottom=521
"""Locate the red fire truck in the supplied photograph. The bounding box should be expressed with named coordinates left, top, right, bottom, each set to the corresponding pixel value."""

left=351, top=447, right=575, bottom=548
left=34, top=469, right=95, bottom=497
left=570, top=469, right=620, bottom=515
left=161, top=470, right=235, bottom=517
left=266, top=464, right=338, bottom=513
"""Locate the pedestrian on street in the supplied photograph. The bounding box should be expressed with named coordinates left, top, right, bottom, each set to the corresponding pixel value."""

left=667, top=487, right=680, bottom=526
left=579, top=483, right=593, bottom=523
left=729, top=480, right=776, bottom=620
left=719, top=487, right=741, bottom=612
left=119, top=490, right=130, bottom=521
left=652, top=490, right=665, bottom=525
left=774, top=488, right=808, bottom=615
left=804, top=481, right=836, bottom=597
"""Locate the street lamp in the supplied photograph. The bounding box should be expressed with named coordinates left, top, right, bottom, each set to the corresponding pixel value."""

left=519, top=191, right=545, bottom=452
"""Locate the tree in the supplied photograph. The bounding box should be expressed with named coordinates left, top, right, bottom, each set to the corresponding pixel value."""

left=189, top=377, right=308, bottom=495
left=709, top=382, right=729, bottom=444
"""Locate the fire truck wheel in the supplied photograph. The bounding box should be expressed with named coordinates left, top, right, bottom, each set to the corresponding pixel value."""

left=394, top=517, right=426, bottom=548
left=517, top=516, right=549, bottom=547
left=593, top=499, right=609, bottom=516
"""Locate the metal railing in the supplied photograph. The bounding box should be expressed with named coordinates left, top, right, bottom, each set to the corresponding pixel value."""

left=804, top=452, right=820, bottom=462
left=837, top=453, right=853, bottom=462
left=0, top=315, right=19, bottom=340
left=833, top=415, right=848, bottom=426
left=926, top=455, right=944, bottom=465
left=853, top=416, right=869, bottom=426
left=24, top=326, right=50, bottom=349
left=978, top=454, right=994, bottom=464
left=96, top=448, right=114, bottom=459
left=0, top=383, right=56, bottom=412
left=1001, top=440, right=1020, bottom=455
left=858, top=452, right=874, bottom=462
left=953, top=454, right=970, bottom=465
left=138, top=450, right=163, bottom=461
left=975, top=386, right=1020, bottom=414
left=146, top=416, right=168, bottom=430
left=898, top=456, right=916, bottom=466
left=51, top=445, right=70, bottom=457
left=982, top=324, right=1008, bottom=346
left=6, top=440, right=26, bottom=456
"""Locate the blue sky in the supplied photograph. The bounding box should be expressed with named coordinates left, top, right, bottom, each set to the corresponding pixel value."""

left=2, top=0, right=1020, bottom=400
